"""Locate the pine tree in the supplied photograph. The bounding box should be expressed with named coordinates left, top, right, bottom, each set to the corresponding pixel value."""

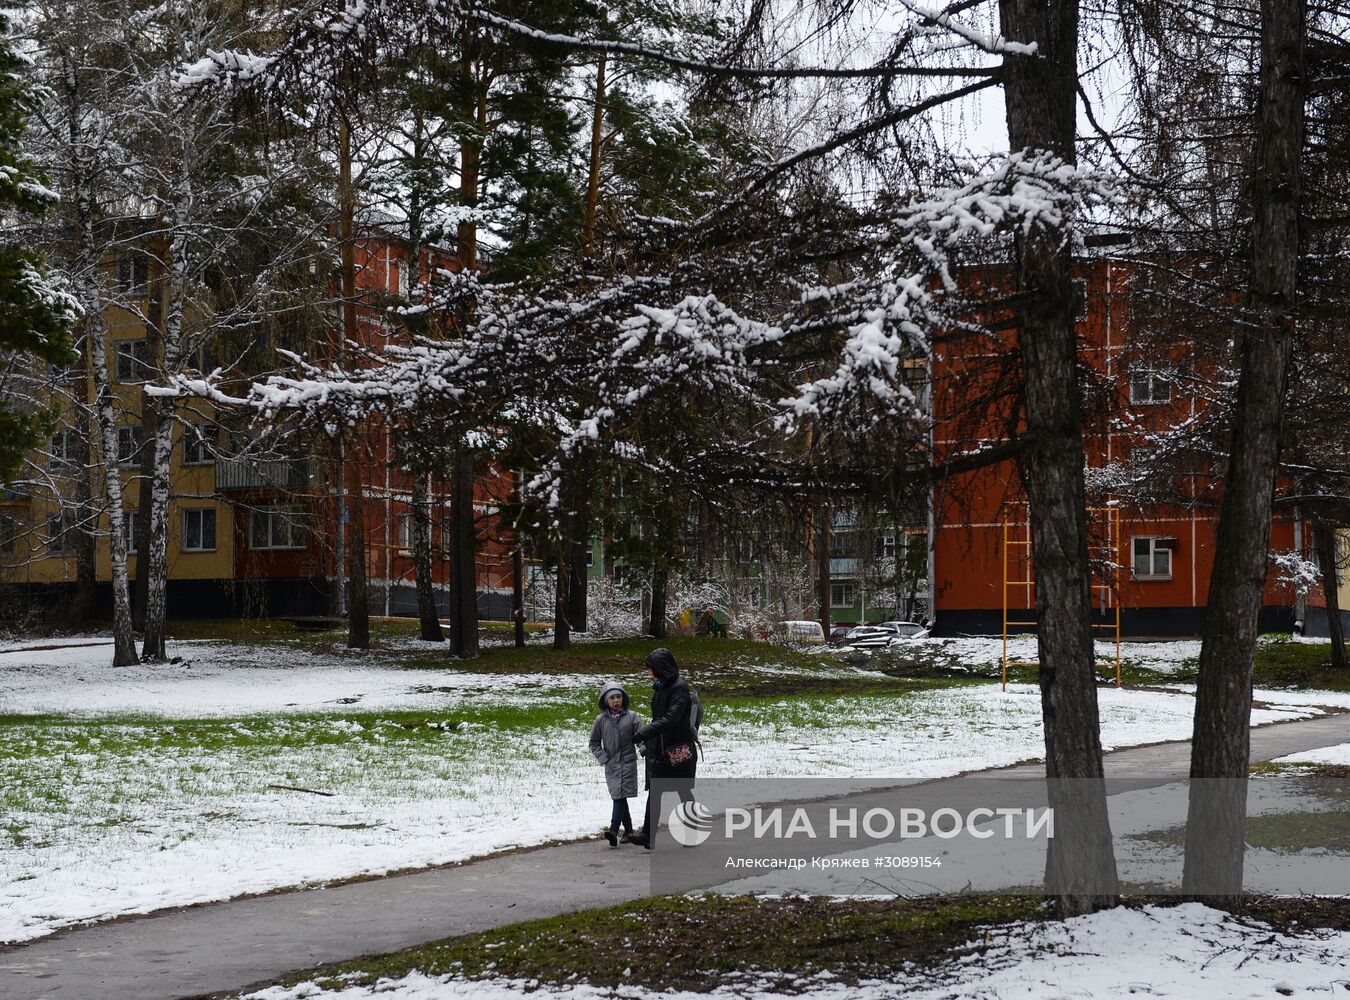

left=0, top=5, right=77, bottom=478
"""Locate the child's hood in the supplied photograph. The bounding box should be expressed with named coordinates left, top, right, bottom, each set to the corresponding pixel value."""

left=597, top=682, right=630, bottom=712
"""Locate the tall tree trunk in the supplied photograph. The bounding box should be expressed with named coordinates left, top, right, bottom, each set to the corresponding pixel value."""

left=72, top=353, right=96, bottom=624
left=142, top=191, right=188, bottom=662
left=133, top=237, right=165, bottom=633
left=453, top=451, right=478, bottom=657
left=649, top=565, right=669, bottom=639
left=402, top=115, right=442, bottom=644
left=445, top=28, right=484, bottom=660
left=1315, top=521, right=1345, bottom=669
left=553, top=538, right=571, bottom=651
left=581, top=13, right=607, bottom=262
left=1183, top=0, right=1305, bottom=904
left=346, top=441, right=370, bottom=648
left=817, top=503, right=831, bottom=633
left=512, top=471, right=526, bottom=648
left=338, top=120, right=368, bottom=650
left=567, top=479, right=589, bottom=634
left=64, top=62, right=135, bottom=666
left=1000, top=0, right=1118, bottom=914
left=412, top=469, right=442, bottom=641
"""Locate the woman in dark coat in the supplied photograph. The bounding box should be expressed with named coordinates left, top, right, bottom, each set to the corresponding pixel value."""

left=630, top=647, right=696, bottom=850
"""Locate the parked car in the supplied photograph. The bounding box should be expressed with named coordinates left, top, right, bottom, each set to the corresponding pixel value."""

left=828, top=623, right=856, bottom=645
left=775, top=620, right=827, bottom=645
left=843, top=624, right=896, bottom=648
left=842, top=621, right=932, bottom=648
left=880, top=620, right=931, bottom=641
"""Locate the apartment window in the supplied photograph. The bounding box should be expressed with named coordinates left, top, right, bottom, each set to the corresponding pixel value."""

left=122, top=509, right=139, bottom=554
left=184, top=344, right=215, bottom=374
left=182, top=423, right=216, bottom=466
left=873, top=535, right=896, bottom=559
left=46, top=513, right=76, bottom=555
left=397, top=512, right=414, bottom=554
left=397, top=259, right=410, bottom=298
left=830, top=580, right=857, bottom=608
left=49, top=427, right=79, bottom=468
left=115, top=339, right=152, bottom=383
left=1132, top=536, right=1174, bottom=580
left=0, top=515, right=19, bottom=555
left=829, top=531, right=859, bottom=560
left=182, top=508, right=217, bottom=552
left=116, top=425, right=143, bottom=467
left=1129, top=370, right=1172, bottom=405
left=116, top=252, right=149, bottom=294
left=250, top=506, right=305, bottom=550
left=586, top=548, right=594, bottom=567
left=1071, top=278, right=1087, bottom=320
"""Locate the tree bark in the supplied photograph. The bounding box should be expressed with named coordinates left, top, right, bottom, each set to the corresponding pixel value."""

left=567, top=481, right=590, bottom=634
left=142, top=182, right=189, bottom=663
left=72, top=355, right=97, bottom=624
left=512, top=471, right=526, bottom=648
left=338, top=121, right=368, bottom=650
left=553, top=538, right=571, bottom=650
left=345, top=442, right=369, bottom=649
left=1183, top=0, right=1305, bottom=904
left=448, top=450, right=478, bottom=657
left=649, top=565, right=669, bottom=639
left=817, top=503, right=831, bottom=633
left=1000, top=0, right=1119, bottom=914
left=581, top=12, right=607, bottom=262
left=64, top=60, right=135, bottom=666
left=1315, top=521, right=1345, bottom=670
left=411, top=469, right=442, bottom=641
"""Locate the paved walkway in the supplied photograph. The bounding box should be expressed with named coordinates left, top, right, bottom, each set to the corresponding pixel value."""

left=2, top=712, right=1347, bottom=1000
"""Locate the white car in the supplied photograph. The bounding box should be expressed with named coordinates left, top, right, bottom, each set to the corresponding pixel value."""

left=843, top=621, right=932, bottom=648
left=776, top=620, right=826, bottom=645
left=881, top=620, right=931, bottom=641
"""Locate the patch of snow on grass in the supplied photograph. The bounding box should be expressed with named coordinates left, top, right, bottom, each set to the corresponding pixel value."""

left=1274, top=741, right=1350, bottom=766
left=238, top=903, right=1350, bottom=999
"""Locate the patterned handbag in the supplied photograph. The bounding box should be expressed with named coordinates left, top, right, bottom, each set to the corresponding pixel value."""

left=664, top=743, right=694, bottom=766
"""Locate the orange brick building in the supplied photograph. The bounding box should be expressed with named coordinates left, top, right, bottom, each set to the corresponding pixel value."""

left=929, top=257, right=1299, bottom=637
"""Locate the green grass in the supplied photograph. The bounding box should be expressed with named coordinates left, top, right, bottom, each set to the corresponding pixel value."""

left=1249, top=636, right=1350, bottom=692
left=279, top=893, right=1046, bottom=995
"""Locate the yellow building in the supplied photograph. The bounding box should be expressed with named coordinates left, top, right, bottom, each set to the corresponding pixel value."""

left=0, top=256, right=234, bottom=609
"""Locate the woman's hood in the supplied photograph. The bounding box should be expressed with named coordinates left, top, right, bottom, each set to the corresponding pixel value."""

left=645, top=647, right=679, bottom=680
left=598, top=682, right=630, bottom=712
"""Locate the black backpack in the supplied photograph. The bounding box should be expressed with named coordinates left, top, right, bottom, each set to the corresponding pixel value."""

left=687, top=686, right=704, bottom=756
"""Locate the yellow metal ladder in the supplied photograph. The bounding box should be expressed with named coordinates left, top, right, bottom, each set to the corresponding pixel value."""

left=1001, top=505, right=1122, bottom=691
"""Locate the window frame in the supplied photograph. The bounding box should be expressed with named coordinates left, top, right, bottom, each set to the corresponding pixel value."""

left=116, top=252, right=149, bottom=295
left=116, top=425, right=143, bottom=467
left=0, top=515, right=19, bottom=556
left=122, top=509, right=139, bottom=555
left=249, top=505, right=306, bottom=551
left=115, top=339, right=152, bottom=384
left=181, top=423, right=216, bottom=467
left=1129, top=370, right=1173, bottom=406
left=396, top=511, right=414, bottom=555
left=46, top=512, right=76, bottom=555
left=829, top=580, right=857, bottom=609
left=1131, top=536, right=1174, bottom=581
left=49, top=427, right=79, bottom=468
left=181, top=507, right=218, bottom=553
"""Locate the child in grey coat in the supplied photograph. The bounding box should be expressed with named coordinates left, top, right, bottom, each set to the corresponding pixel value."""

left=589, top=682, right=643, bottom=847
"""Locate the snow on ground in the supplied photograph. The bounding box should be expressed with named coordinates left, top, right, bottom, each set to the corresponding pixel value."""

left=0, top=639, right=594, bottom=716
left=0, top=636, right=1331, bottom=944
left=239, top=903, right=1350, bottom=1000
left=848, top=633, right=1205, bottom=674
left=1276, top=741, right=1350, bottom=766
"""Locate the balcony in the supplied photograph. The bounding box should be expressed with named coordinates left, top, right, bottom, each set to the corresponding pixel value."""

left=216, top=458, right=312, bottom=493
